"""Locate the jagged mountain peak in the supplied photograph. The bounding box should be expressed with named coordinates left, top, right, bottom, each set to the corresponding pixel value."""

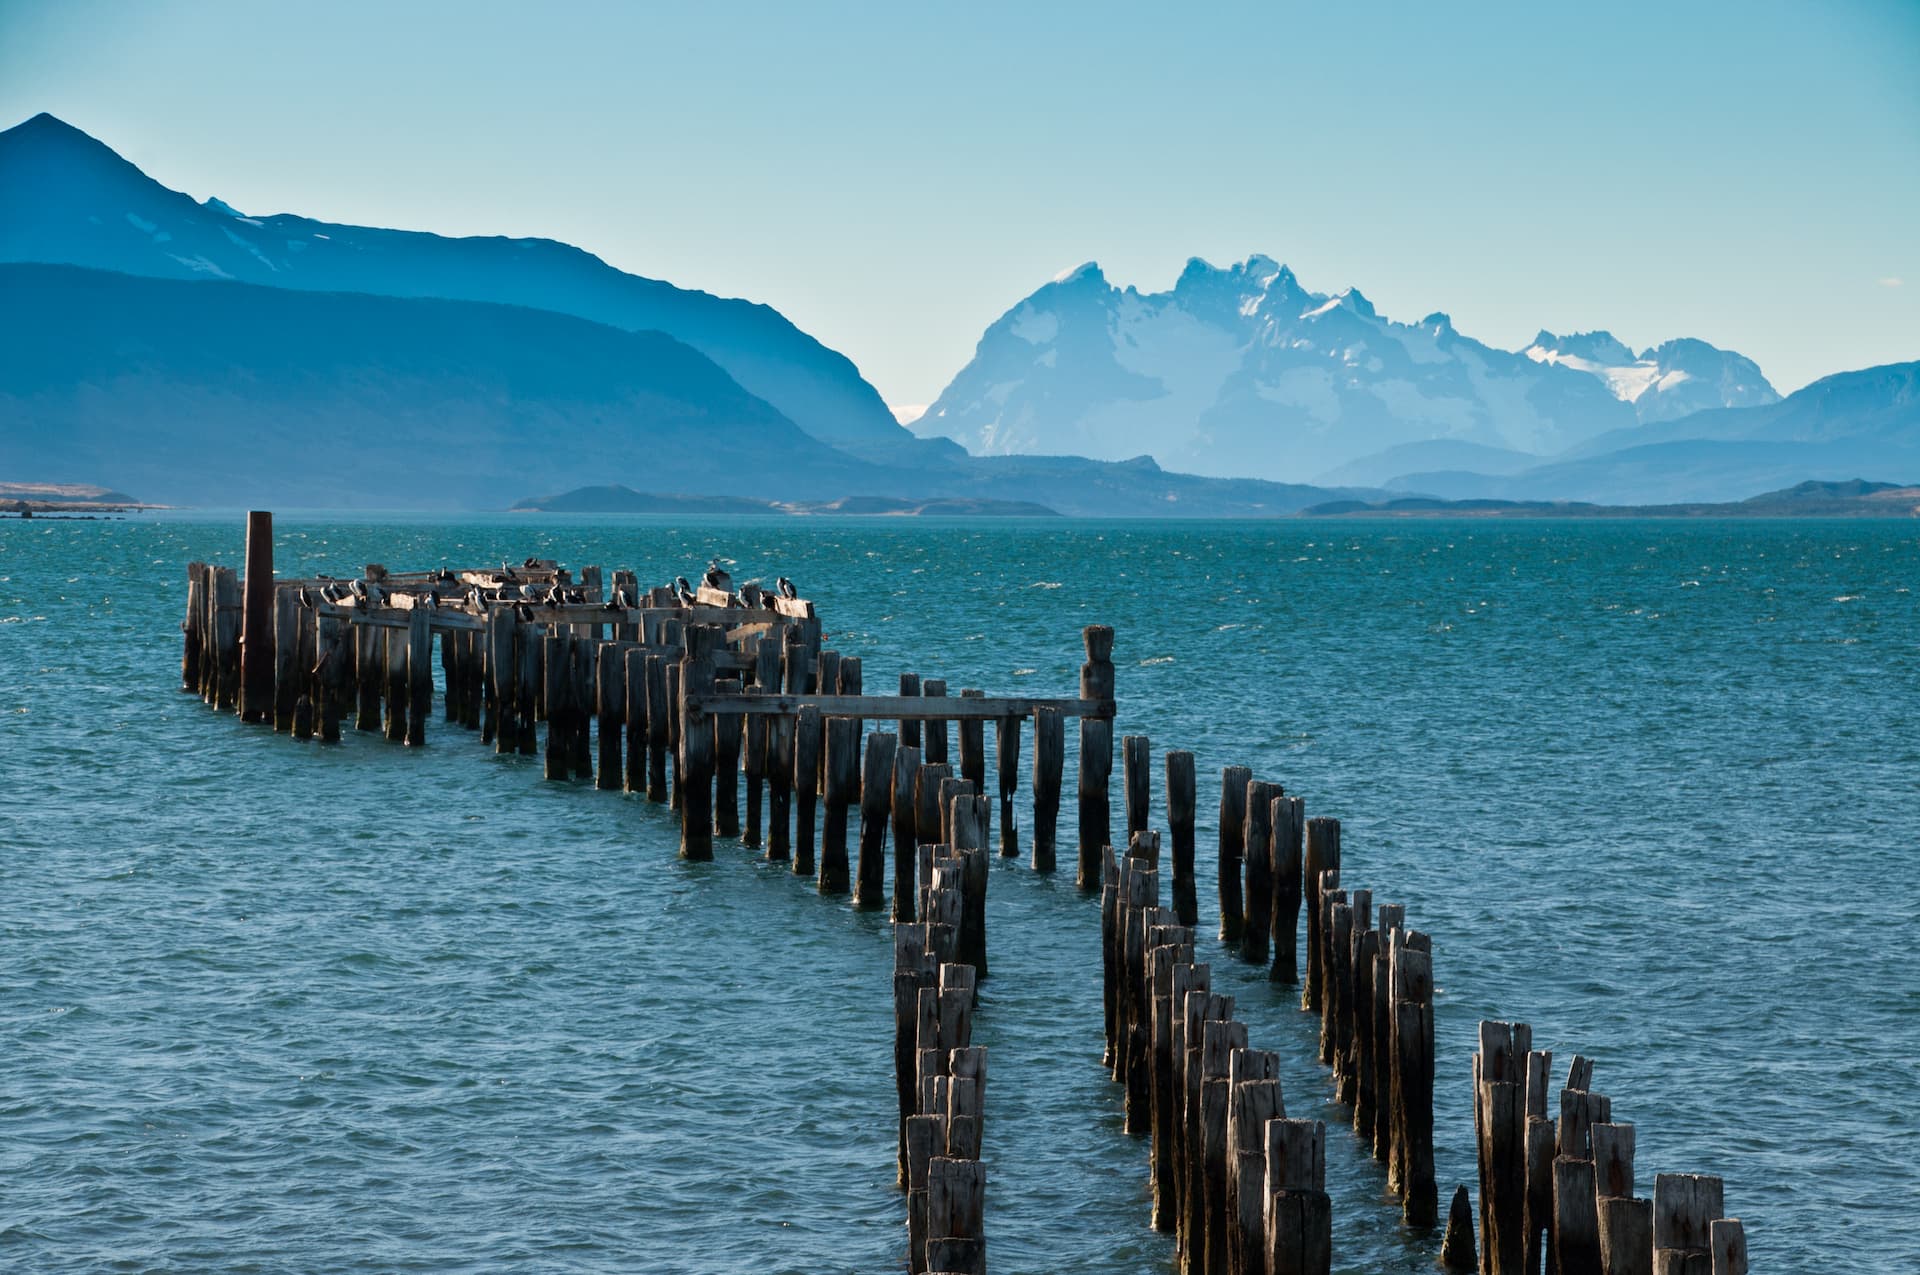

left=915, top=252, right=1784, bottom=482
left=1050, top=261, right=1106, bottom=286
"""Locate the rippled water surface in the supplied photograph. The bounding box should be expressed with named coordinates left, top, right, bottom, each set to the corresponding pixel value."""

left=3, top=513, right=1916, bottom=1273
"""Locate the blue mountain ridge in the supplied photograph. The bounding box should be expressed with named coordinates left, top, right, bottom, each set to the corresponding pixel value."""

left=0, top=112, right=903, bottom=447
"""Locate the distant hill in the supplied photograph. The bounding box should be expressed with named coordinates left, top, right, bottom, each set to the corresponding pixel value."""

left=912, top=254, right=1777, bottom=482
left=511, top=484, right=1061, bottom=516
left=0, top=263, right=887, bottom=509
left=1301, top=479, right=1920, bottom=518
left=0, top=112, right=903, bottom=446
left=1387, top=363, right=1920, bottom=503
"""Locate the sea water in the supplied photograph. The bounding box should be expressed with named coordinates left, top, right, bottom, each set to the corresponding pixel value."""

left=3, top=513, right=1915, bottom=1273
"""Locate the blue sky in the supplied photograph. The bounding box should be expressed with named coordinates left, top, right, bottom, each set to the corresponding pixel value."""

left=2, top=0, right=1915, bottom=408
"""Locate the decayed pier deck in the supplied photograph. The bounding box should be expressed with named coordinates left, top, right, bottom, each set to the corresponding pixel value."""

left=179, top=511, right=1751, bottom=1275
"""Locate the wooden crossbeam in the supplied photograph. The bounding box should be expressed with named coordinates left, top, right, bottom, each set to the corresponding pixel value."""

left=687, top=692, right=1112, bottom=720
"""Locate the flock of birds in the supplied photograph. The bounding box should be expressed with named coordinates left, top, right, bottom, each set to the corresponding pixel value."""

left=297, top=559, right=799, bottom=620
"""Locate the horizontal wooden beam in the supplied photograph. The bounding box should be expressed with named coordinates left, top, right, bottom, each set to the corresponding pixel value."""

left=687, top=692, right=1111, bottom=720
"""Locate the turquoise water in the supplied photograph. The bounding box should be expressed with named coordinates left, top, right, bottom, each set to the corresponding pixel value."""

left=3, top=513, right=1915, bottom=1273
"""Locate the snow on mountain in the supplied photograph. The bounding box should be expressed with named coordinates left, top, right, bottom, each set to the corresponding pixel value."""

left=1524, top=330, right=1777, bottom=423
left=916, top=256, right=1777, bottom=482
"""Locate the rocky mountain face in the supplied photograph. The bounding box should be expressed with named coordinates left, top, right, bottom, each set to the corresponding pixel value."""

left=1522, top=330, right=1776, bottom=423
left=0, top=112, right=904, bottom=446
left=914, top=255, right=1777, bottom=482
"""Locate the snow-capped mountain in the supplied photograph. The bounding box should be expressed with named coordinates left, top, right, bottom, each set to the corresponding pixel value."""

left=1524, top=330, right=1776, bottom=423
left=914, top=255, right=1776, bottom=482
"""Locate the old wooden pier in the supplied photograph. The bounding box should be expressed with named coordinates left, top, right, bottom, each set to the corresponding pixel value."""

left=180, top=512, right=1753, bottom=1274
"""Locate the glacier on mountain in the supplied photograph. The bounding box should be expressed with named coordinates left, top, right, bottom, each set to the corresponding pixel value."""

left=915, top=256, right=1779, bottom=482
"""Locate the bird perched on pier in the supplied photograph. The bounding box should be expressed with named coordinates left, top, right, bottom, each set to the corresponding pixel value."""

left=607, top=587, right=630, bottom=611
left=674, top=574, right=694, bottom=597
left=349, top=578, right=368, bottom=602
left=776, top=576, right=797, bottom=600
left=425, top=590, right=439, bottom=610
left=468, top=587, right=485, bottom=611
left=674, top=582, right=697, bottom=608
left=297, top=585, right=314, bottom=609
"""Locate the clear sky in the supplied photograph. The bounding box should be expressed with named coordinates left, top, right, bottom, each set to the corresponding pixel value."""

left=3, top=0, right=1915, bottom=409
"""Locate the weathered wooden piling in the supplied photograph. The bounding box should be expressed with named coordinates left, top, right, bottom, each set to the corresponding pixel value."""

left=569, top=638, right=594, bottom=778
left=1301, top=816, right=1340, bottom=1012
left=271, top=586, right=298, bottom=731
left=821, top=714, right=859, bottom=893
left=384, top=626, right=408, bottom=745
left=1263, top=1119, right=1331, bottom=1275
left=1475, top=1021, right=1533, bottom=1275
left=1077, top=626, right=1115, bottom=888
left=713, top=679, right=743, bottom=837
left=995, top=713, right=1020, bottom=859
left=855, top=731, right=898, bottom=909
left=646, top=653, right=670, bottom=800
left=1652, top=1173, right=1723, bottom=1275
left=1165, top=749, right=1197, bottom=927
left=678, top=628, right=717, bottom=860
left=1241, top=779, right=1279, bottom=965
left=212, top=566, right=241, bottom=712
left=239, top=511, right=274, bottom=724
left=892, top=744, right=921, bottom=918
left=1440, top=1184, right=1477, bottom=1270
left=1270, top=794, right=1303, bottom=984
left=767, top=708, right=796, bottom=862
left=1390, top=928, right=1436, bottom=1226
left=596, top=642, right=624, bottom=789
left=1031, top=705, right=1063, bottom=873
left=182, top=562, right=206, bottom=692
left=792, top=705, right=822, bottom=877
left=623, top=647, right=647, bottom=794
left=315, top=613, right=343, bottom=742
left=1123, top=733, right=1151, bottom=843
left=406, top=604, right=431, bottom=746
left=1217, top=765, right=1251, bottom=944
left=355, top=618, right=381, bottom=732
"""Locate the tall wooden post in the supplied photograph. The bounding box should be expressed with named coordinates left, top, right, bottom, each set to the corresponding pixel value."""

left=405, top=604, right=431, bottom=746
left=1166, top=750, right=1197, bottom=927
left=239, top=510, right=274, bottom=723
left=1032, top=706, right=1064, bottom=873
left=679, top=627, right=717, bottom=860
left=855, top=731, right=899, bottom=908
left=1218, top=766, right=1251, bottom=944
left=1077, top=625, right=1116, bottom=889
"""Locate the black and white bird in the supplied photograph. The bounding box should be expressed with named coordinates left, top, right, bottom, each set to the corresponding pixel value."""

left=349, top=578, right=369, bottom=602
left=702, top=562, right=727, bottom=590
left=776, top=576, right=797, bottom=600
left=675, top=575, right=694, bottom=597
left=425, top=590, right=439, bottom=610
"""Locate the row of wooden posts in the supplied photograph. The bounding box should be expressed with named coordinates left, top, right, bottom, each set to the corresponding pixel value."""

left=1104, top=830, right=1333, bottom=1275
left=1455, top=1023, right=1746, bottom=1275
left=894, top=836, right=992, bottom=1274
left=1090, top=744, right=1442, bottom=1275
left=181, top=515, right=1750, bottom=1272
